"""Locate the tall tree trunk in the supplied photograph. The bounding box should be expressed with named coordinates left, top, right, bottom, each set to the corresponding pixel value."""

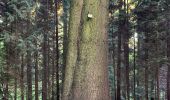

left=62, top=0, right=69, bottom=94
left=55, top=0, right=60, bottom=99
left=123, top=0, right=130, bottom=98
left=4, top=43, right=9, bottom=100
left=133, top=32, right=136, bottom=100
left=117, top=22, right=122, bottom=100
left=14, top=77, right=17, bottom=100
left=50, top=1, right=56, bottom=100
left=111, top=17, right=116, bottom=100
left=62, top=0, right=83, bottom=99
left=27, top=44, right=32, bottom=100
left=42, top=32, right=48, bottom=100
left=3, top=2, right=9, bottom=99
left=62, top=0, right=110, bottom=100
left=166, top=10, right=170, bottom=100
left=34, top=41, right=39, bottom=100
left=167, top=63, right=170, bottom=100
left=34, top=1, right=39, bottom=99
left=156, top=37, right=160, bottom=100
left=20, top=55, right=24, bottom=100
left=72, top=0, right=110, bottom=100
left=52, top=33, right=55, bottom=100
left=41, top=0, right=48, bottom=99
left=47, top=37, right=50, bottom=99
left=117, top=0, right=124, bottom=99
left=144, top=32, right=149, bottom=100
left=156, top=67, right=160, bottom=100
left=165, top=3, right=170, bottom=98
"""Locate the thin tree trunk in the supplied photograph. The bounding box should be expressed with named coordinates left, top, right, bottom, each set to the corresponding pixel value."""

left=47, top=37, right=51, bottom=99
left=144, top=32, right=149, bottom=100
left=4, top=44, right=9, bottom=100
left=52, top=33, right=55, bottom=100
left=111, top=18, right=116, bottom=100
left=156, top=38, right=160, bottom=100
left=165, top=7, right=170, bottom=99
left=4, top=2, right=9, bottom=99
left=41, top=0, right=48, bottom=99
left=55, top=0, right=59, bottom=99
left=14, top=77, right=17, bottom=100
left=34, top=41, right=39, bottom=100
left=42, top=32, right=48, bottom=100
left=123, top=0, right=130, bottom=98
left=167, top=66, right=170, bottom=100
left=62, top=0, right=69, bottom=94
left=167, top=15, right=170, bottom=100
left=133, top=32, right=136, bottom=100
left=117, top=15, right=122, bottom=100
left=34, top=1, right=39, bottom=99
left=117, top=0, right=124, bottom=99
left=20, top=55, right=24, bottom=100
left=27, top=44, right=32, bottom=100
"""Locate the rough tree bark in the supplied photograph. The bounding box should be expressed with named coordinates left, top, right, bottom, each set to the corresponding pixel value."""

left=62, top=0, right=110, bottom=100
left=62, top=0, right=83, bottom=99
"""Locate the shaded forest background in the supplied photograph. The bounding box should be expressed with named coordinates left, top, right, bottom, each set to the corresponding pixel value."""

left=0, top=0, right=170, bottom=100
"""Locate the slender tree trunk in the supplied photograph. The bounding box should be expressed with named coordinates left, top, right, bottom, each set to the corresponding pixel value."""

left=27, top=44, right=32, bottom=100
left=133, top=32, right=136, bottom=100
left=165, top=6, right=170, bottom=99
left=166, top=13, right=170, bottom=100
left=41, top=0, right=48, bottom=99
left=62, top=0, right=69, bottom=94
left=3, top=2, right=9, bottom=99
left=34, top=41, right=39, bottom=100
left=52, top=33, right=55, bottom=100
left=47, top=37, right=50, bottom=99
left=156, top=64, right=160, bottom=100
left=144, top=59, right=148, bottom=100
left=117, top=14, right=122, bottom=100
left=123, top=1, right=130, bottom=98
left=4, top=44, right=9, bottom=100
left=14, top=78, right=17, bottom=100
left=50, top=1, right=55, bottom=100
left=46, top=1, right=51, bottom=99
left=34, top=1, right=39, bottom=99
left=111, top=17, right=116, bottom=100
left=42, top=32, right=48, bottom=100
left=20, top=55, right=24, bottom=100
left=55, top=0, right=60, bottom=99
left=117, top=0, right=124, bottom=99
left=144, top=32, right=149, bottom=100
left=167, top=66, right=170, bottom=100
left=156, top=39, right=160, bottom=100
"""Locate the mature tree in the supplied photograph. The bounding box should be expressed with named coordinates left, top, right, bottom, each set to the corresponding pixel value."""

left=62, top=0, right=83, bottom=99
left=62, top=0, right=110, bottom=99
